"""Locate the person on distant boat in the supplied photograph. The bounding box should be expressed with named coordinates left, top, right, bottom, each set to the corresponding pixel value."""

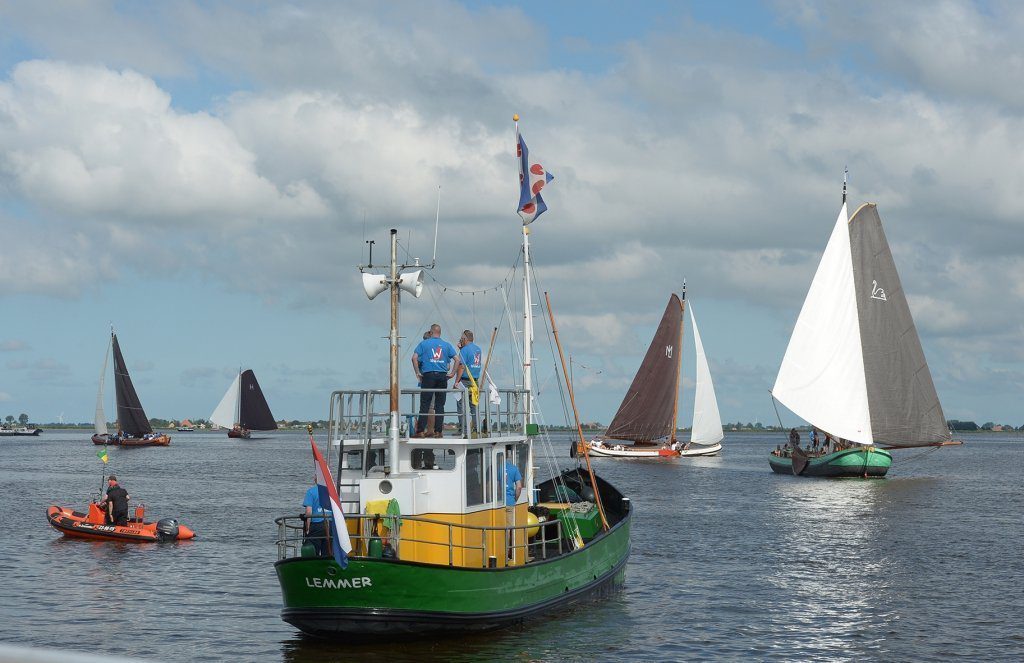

left=789, top=428, right=800, bottom=448
left=302, top=482, right=329, bottom=557
left=101, top=475, right=130, bottom=526
left=411, top=324, right=461, bottom=438
left=454, top=329, right=483, bottom=437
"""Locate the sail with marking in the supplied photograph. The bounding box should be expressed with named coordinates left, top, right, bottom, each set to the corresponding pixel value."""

left=605, top=295, right=682, bottom=443
left=112, top=334, right=153, bottom=437
left=688, top=304, right=724, bottom=445
left=94, top=336, right=111, bottom=436
left=773, top=203, right=950, bottom=447
left=210, top=372, right=241, bottom=430
left=848, top=204, right=949, bottom=446
left=239, top=369, right=278, bottom=431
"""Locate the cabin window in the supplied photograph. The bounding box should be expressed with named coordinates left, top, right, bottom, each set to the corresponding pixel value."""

left=466, top=448, right=493, bottom=507
left=342, top=449, right=388, bottom=472
left=515, top=443, right=529, bottom=482
left=412, top=448, right=456, bottom=470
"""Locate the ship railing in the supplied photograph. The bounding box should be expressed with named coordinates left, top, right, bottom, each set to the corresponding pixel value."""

left=327, top=387, right=529, bottom=444
left=275, top=511, right=564, bottom=568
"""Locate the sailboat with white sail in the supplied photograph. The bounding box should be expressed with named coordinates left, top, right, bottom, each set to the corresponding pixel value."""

left=91, top=330, right=170, bottom=447
left=769, top=188, right=960, bottom=477
left=589, top=285, right=724, bottom=458
left=210, top=369, right=277, bottom=439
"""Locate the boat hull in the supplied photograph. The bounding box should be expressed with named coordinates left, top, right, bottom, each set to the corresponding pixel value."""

left=0, top=428, right=42, bottom=436
left=46, top=505, right=196, bottom=542
left=228, top=428, right=251, bottom=439
left=768, top=447, right=892, bottom=478
left=588, top=441, right=721, bottom=458
left=275, top=512, right=630, bottom=640
left=92, top=434, right=171, bottom=447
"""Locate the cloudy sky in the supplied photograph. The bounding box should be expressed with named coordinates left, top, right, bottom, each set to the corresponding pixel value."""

left=1, top=0, right=1021, bottom=428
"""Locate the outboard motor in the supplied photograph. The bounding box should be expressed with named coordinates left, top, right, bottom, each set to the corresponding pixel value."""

left=156, top=518, right=180, bottom=542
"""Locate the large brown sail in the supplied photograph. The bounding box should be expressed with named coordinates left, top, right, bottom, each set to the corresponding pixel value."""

left=605, top=294, right=683, bottom=443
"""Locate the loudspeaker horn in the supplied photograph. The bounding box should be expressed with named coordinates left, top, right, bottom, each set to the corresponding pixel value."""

left=362, top=273, right=387, bottom=300
left=398, top=269, right=424, bottom=298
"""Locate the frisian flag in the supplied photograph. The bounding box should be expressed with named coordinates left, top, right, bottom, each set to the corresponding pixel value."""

left=517, top=131, right=554, bottom=224
left=310, top=436, right=352, bottom=568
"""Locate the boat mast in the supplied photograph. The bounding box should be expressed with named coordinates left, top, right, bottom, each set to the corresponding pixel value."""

left=112, top=328, right=121, bottom=436
left=516, top=114, right=537, bottom=502
left=388, top=229, right=401, bottom=471
left=236, top=366, right=242, bottom=428
left=670, top=282, right=686, bottom=443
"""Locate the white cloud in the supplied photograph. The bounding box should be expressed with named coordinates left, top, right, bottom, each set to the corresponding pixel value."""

left=0, top=2, right=1023, bottom=421
left=0, top=60, right=326, bottom=223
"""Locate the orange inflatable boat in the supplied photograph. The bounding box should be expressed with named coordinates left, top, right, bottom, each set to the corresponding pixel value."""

left=47, top=503, right=196, bottom=542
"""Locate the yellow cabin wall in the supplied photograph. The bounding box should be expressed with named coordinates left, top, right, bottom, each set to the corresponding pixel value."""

left=397, top=504, right=528, bottom=568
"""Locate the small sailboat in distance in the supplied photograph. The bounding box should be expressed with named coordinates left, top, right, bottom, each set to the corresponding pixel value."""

left=589, top=285, right=724, bottom=458
left=210, top=368, right=277, bottom=439
left=91, top=330, right=170, bottom=447
left=769, top=182, right=960, bottom=477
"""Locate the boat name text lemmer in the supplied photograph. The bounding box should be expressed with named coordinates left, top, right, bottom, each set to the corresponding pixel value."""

left=304, top=576, right=373, bottom=590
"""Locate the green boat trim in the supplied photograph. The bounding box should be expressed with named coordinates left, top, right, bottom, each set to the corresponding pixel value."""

left=768, top=446, right=892, bottom=478
left=275, top=471, right=632, bottom=639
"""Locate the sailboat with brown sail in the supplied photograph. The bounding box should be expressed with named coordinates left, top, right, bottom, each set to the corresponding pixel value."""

left=210, top=368, right=278, bottom=439
left=769, top=180, right=960, bottom=477
left=91, top=331, right=170, bottom=447
left=588, top=285, right=723, bottom=458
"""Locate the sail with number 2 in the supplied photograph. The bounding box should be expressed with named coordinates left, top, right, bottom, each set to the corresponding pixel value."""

left=769, top=201, right=956, bottom=478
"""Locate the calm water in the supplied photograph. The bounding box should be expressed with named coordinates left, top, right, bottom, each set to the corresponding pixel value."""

left=1, top=430, right=1021, bottom=661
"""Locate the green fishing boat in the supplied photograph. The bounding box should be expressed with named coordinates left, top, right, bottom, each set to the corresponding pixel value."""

left=769, top=178, right=960, bottom=478
left=274, top=124, right=631, bottom=639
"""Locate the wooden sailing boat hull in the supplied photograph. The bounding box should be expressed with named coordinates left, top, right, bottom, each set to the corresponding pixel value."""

left=768, top=447, right=891, bottom=478
left=93, top=434, right=171, bottom=447
left=275, top=473, right=631, bottom=640
left=587, top=441, right=721, bottom=458
left=227, top=427, right=251, bottom=439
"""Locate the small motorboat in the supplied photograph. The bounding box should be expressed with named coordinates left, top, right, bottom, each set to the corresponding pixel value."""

left=47, top=503, right=196, bottom=542
left=0, top=426, right=43, bottom=436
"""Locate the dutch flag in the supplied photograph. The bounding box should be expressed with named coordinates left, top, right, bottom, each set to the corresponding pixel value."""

left=517, top=132, right=554, bottom=224
left=311, top=438, right=352, bottom=568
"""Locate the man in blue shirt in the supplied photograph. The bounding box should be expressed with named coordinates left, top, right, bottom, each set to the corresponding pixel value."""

left=455, top=329, right=483, bottom=436
left=411, top=323, right=461, bottom=438
left=505, top=447, right=523, bottom=562
left=302, top=483, right=329, bottom=556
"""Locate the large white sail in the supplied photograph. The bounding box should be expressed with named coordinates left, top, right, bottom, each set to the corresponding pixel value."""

left=688, top=304, right=724, bottom=445
left=94, top=337, right=111, bottom=436
left=772, top=203, right=873, bottom=444
left=210, top=373, right=240, bottom=430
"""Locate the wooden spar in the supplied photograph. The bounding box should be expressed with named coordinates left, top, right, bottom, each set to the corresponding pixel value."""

left=879, top=440, right=964, bottom=450
left=544, top=291, right=609, bottom=531
left=670, top=284, right=686, bottom=443
left=480, top=326, right=499, bottom=388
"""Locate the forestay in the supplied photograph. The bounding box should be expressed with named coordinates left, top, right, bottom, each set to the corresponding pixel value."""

left=94, top=336, right=111, bottom=436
